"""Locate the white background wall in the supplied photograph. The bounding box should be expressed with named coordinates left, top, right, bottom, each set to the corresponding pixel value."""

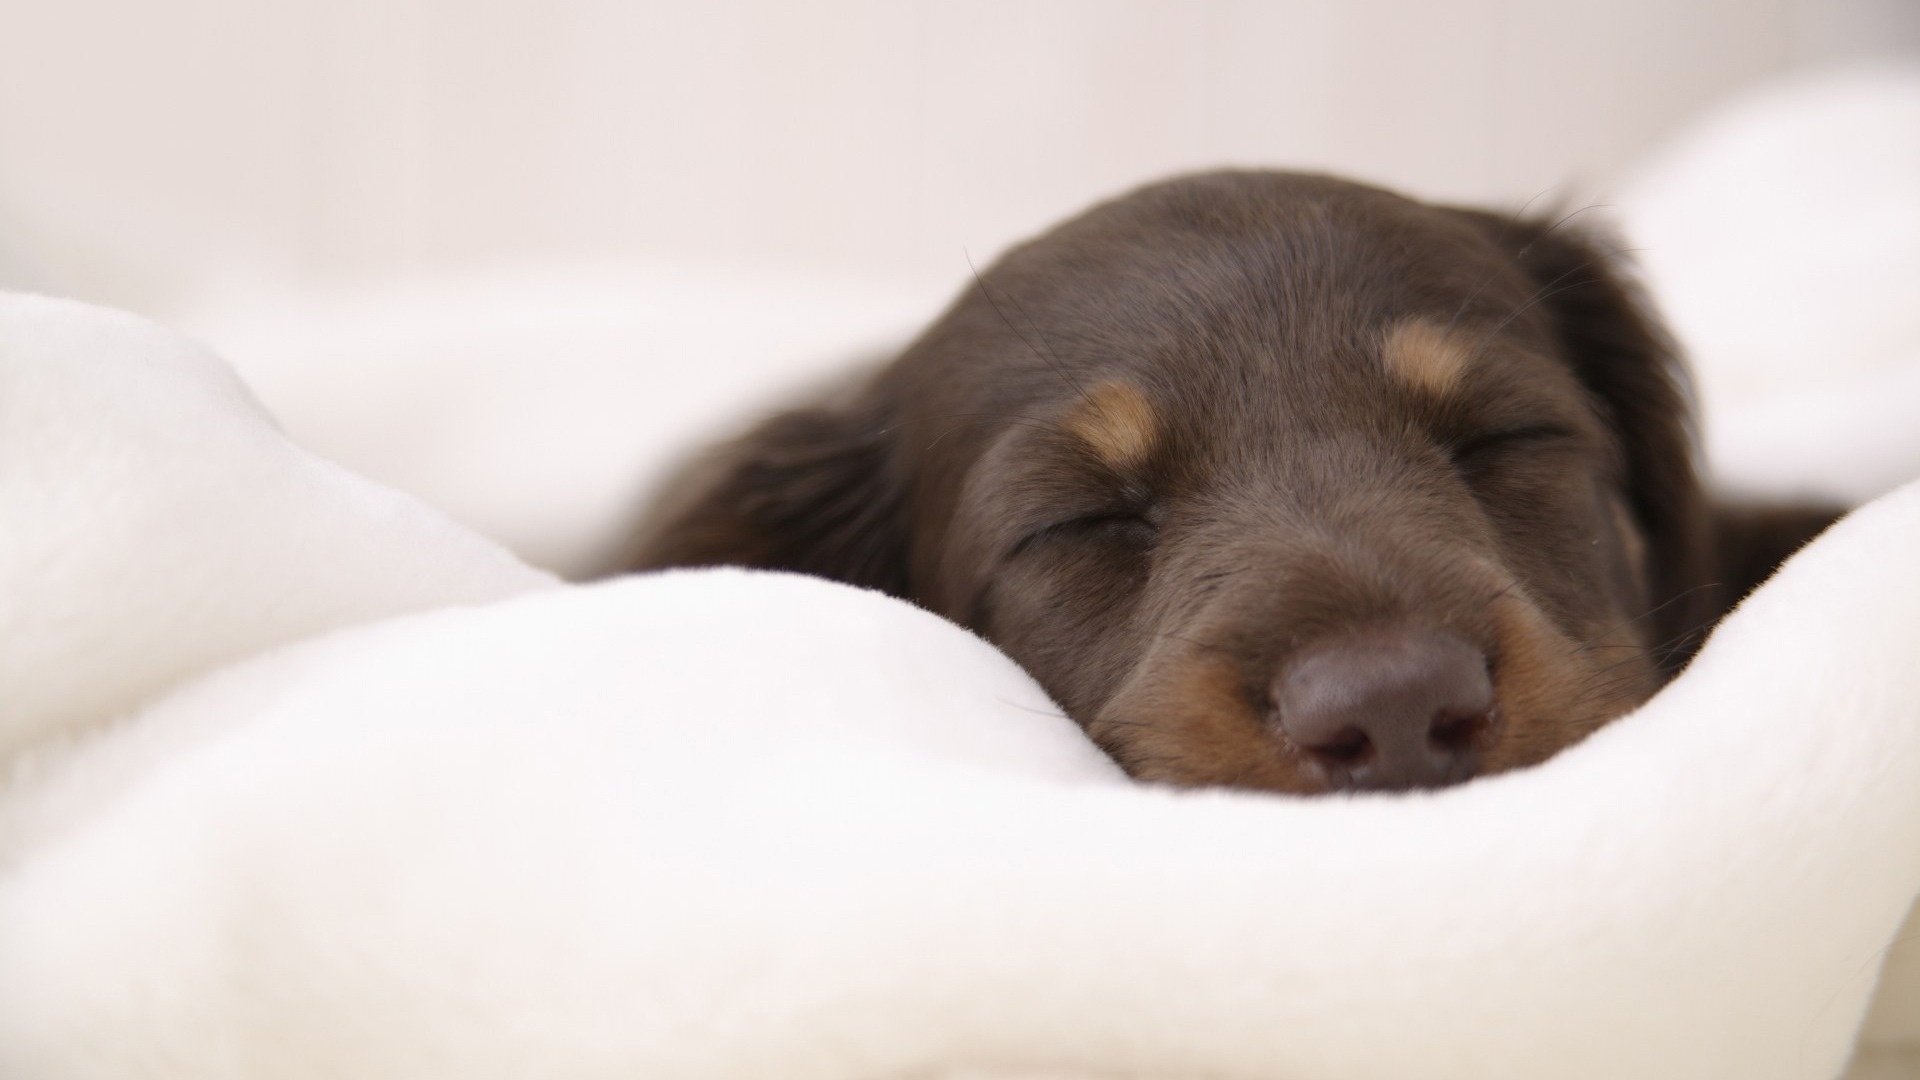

left=1, top=0, right=1914, bottom=315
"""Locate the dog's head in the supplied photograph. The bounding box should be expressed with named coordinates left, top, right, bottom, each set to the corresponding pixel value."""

left=637, top=171, right=1715, bottom=793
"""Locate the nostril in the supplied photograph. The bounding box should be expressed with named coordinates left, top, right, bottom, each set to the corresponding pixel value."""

left=1429, top=708, right=1493, bottom=752
left=1314, top=726, right=1373, bottom=765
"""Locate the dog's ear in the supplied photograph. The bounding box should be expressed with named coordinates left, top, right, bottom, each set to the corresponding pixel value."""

left=1454, top=209, right=1716, bottom=669
left=1707, top=500, right=1845, bottom=606
left=620, top=382, right=908, bottom=596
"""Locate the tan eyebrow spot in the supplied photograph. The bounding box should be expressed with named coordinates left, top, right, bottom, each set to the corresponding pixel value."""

left=1064, top=381, right=1159, bottom=470
left=1381, top=318, right=1476, bottom=396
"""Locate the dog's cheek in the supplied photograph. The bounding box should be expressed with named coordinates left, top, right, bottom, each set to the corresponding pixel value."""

left=1474, top=466, right=1625, bottom=635
left=1602, top=492, right=1652, bottom=622
left=1482, top=588, right=1659, bottom=772
left=977, top=549, right=1152, bottom=717
left=1091, top=650, right=1321, bottom=793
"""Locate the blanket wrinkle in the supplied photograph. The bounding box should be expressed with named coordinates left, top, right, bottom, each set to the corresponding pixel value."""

left=0, top=293, right=550, bottom=806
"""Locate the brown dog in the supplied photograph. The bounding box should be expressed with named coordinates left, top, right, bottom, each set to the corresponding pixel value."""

left=622, top=170, right=1838, bottom=794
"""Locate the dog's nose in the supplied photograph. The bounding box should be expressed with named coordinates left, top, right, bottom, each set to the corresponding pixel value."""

left=1273, top=627, right=1495, bottom=791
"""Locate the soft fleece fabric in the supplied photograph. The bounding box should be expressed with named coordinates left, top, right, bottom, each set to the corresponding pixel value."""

left=3, top=291, right=1920, bottom=1080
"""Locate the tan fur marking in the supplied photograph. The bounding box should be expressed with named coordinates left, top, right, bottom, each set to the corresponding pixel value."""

left=1381, top=318, right=1475, bottom=396
left=1065, top=382, right=1159, bottom=470
left=1483, top=586, right=1657, bottom=773
left=1095, top=653, right=1319, bottom=793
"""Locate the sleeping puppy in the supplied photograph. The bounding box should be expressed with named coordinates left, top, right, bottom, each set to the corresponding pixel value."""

left=621, top=170, right=1839, bottom=794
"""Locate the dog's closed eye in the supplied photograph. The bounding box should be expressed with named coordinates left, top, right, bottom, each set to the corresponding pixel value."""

left=1448, top=424, right=1578, bottom=467
left=1010, top=509, right=1159, bottom=559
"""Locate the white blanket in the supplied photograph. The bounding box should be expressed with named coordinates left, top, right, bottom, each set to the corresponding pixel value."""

left=4, top=290, right=1920, bottom=1080
left=6, top=66, right=1920, bottom=1080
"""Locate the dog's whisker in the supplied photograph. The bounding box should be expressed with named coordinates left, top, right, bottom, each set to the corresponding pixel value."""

left=1442, top=189, right=1558, bottom=333
left=1465, top=237, right=1645, bottom=357
left=878, top=411, right=1059, bottom=436
left=1091, top=715, right=1161, bottom=731
left=893, top=412, right=1060, bottom=454
left=1618, top=580, right=1724, bottom=634
left=994, top=697, right=1072, bottom=722
left=1146, top=630, right=1236, bottom=659
left=966, top=249, right=1096, bottom=409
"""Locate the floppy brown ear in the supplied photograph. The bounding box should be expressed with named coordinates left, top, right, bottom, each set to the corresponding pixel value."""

left=1455, top=209, right=1717, bottom=669
left=619, top=384, right=909, bottom=596
left=1707, top=500, right=1846, bottom=606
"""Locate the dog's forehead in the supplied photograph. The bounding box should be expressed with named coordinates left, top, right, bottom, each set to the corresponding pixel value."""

left=930, top=176, right=1594, bottom=469
left=1012, top=193, right=1556, bottom=390
left=1111, top=234, right=1575, bottom=418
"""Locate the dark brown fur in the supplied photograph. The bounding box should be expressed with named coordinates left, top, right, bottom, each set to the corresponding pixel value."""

left=621, top=171, right=1839, bottom=794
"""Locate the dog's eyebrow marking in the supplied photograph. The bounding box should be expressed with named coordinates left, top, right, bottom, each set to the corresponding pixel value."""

left=1381, top=318, right=1476, bottom=396
left=1064, top=381, right=1159, bottom=470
